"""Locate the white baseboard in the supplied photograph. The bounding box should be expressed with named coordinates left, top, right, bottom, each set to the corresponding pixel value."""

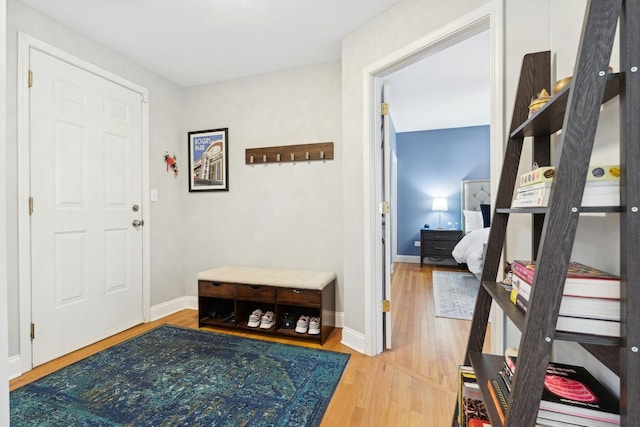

left=8, top=355, right=22, bottom=380
left=340, top=327, right=365, bottom=354
left=150, top=296, right=198, bottom=321
left=396, top=255, right=420, bottom=263
left=335, top=311, right=344, bottom=328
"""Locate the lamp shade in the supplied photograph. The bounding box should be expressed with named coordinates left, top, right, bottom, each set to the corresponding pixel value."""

left=432, top=197, right=448, bottom=212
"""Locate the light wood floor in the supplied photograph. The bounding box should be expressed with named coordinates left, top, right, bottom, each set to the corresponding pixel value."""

left=10, top=262, right=490, bottom=426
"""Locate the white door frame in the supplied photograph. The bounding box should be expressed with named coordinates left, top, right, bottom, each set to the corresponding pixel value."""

left=16, top=33, right=151, bottom=374
left=362, top=2, right=506, bottom=356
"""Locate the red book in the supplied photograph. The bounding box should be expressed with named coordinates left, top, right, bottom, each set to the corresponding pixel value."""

left=511, top=261, right=619, bottom=299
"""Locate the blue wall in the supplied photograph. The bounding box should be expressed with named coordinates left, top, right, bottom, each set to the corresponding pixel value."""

left=396, top=125, right=490, bottom=256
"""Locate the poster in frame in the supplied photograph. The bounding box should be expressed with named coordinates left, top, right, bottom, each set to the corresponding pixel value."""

left=188, top=128, right=229, bottom=192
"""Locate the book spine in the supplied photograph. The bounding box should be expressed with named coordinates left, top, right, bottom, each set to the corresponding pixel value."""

left=519, top=167, right=555, bottom=187
left=487, top=379, right=507, bottom=423
left=515, top=293, right=528, bottom=314
left=511, top=194, right=550, bottom=207
left=511, top=261, right=535, bottom=283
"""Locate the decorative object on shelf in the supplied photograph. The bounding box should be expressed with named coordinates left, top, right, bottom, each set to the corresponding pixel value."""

left=245, top=142, right=333, bottom=164
left=188, top=128, right=229, bottom=192
left=431, top=197, right=448, bottom=229
left=163, top=152, right=178, bottom=177
left=553, top=76, right=573, bottom=94
left=528, top=88, right=551, bottom=114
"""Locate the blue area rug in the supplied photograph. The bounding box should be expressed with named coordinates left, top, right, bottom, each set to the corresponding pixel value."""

left=432, top=270, right=480, bottom=320
left=10, top=325, right=349, bottom=426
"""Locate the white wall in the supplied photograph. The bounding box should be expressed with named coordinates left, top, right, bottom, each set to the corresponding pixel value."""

left=181, top=63, right=344, bottom=308
left=5, top=0, right=186, bottom=357
left=341, top=0, right=489, bottom=334
left=1, top=0, right=9, bottom=421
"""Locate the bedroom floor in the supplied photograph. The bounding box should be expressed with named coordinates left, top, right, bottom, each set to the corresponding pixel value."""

left=10, top=262, right=491, bottom=426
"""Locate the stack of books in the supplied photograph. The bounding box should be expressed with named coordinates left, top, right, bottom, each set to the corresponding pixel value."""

left=457, top=365, right=490, bottom=427
left=488, top=355, right=620, bottom=426
left=510, top=260, right=620, bottom=337
left=512, top=165, right=620, bottom=208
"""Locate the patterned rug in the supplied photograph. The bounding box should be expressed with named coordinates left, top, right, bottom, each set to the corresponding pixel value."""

left=10, top=325, right=349, bottom=426
left=432, top=271, right=480, bottom=320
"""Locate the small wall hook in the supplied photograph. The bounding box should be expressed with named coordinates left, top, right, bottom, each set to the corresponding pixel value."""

left=250, top=155, right=254, bottom=164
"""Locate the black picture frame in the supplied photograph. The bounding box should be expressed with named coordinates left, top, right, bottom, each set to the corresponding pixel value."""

left=188, top=128, right=229, bottom=192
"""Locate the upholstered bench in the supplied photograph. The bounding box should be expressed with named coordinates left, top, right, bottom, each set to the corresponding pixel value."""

left=197, top=266, right=336, bottom=344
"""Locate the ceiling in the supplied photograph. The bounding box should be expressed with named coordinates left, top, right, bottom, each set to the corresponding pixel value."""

left=18, top=0, right=490, bottom=132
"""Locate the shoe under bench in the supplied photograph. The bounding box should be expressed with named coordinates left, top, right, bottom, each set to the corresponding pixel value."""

left=197, top=266, right=336, bottom=344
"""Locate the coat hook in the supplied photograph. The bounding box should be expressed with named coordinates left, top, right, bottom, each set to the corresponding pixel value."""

left=276, top=153, right=281, bottom=162
left=305, top=152, right=310, bottom=160
left=263, top=154, right=267, bottom=162
left=250, top=155, right=254, bottom=164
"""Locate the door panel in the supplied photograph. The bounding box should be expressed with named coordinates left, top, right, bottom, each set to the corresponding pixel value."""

left=30, top=48, right=143, bottom=366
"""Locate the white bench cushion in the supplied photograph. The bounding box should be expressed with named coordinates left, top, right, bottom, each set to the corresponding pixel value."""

left=197, top=266, right=336, bottom=291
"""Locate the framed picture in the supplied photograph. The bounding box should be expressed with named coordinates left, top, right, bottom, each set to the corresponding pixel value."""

left=188, top=128, right=229, bottom=192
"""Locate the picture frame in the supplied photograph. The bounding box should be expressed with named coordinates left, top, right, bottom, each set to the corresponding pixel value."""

left=188, top=128, right=229, bottom=192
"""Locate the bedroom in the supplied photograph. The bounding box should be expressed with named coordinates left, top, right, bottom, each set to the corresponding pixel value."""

left=0, top=0, right=630, bottom=423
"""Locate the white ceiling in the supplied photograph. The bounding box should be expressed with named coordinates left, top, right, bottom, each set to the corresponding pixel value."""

left=386, top=30, right=491, bottom=132
left=18, top=0, right=489, bottom=132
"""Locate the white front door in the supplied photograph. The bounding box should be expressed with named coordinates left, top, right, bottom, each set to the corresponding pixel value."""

left=29, top=48, right=144, bottom=366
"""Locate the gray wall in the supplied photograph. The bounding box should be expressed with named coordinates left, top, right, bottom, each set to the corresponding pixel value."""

left=181, top=63, right=344, bottom=309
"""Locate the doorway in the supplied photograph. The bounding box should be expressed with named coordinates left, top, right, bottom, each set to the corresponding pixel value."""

left=362, top=4, right=505, bottom=356
left=17, top=34, right=152, bottom=372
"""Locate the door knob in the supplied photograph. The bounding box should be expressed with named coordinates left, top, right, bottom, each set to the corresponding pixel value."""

left=132, top=219, right=144, bottom=227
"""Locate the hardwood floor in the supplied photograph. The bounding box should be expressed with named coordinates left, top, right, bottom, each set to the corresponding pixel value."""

left=9, top=262, right=490, bottom=426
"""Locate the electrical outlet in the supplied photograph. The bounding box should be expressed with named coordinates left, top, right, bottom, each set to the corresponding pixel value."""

left=414, top=241, right=421, bottom=247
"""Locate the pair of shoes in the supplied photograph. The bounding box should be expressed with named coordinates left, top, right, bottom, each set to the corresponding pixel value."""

left=295, top=315, right=320, bottom=335
left=247, top=309, right=275, bottom=329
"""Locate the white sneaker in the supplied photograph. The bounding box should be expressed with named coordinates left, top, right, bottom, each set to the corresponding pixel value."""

left=259, top=311, right=275, bottom=329
left=295, top=315, right=309, bottom=334
left=308, top=317, right=320, bottom=335
left=247, top=309, right=263, bottom=328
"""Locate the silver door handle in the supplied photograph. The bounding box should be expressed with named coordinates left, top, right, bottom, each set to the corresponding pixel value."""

left=132, top=219, right=144, bottom=227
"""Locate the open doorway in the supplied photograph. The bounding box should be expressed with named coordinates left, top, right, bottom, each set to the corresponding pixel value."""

left=362, top=4, right=505, bottom=356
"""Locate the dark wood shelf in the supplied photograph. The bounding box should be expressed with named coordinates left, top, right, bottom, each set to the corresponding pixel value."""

left=468, top=352, right=506, bottom=427
left=510, top=73, right=620, bottom=139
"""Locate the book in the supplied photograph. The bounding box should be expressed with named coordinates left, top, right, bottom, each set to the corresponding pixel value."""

left=511, top=182, right=620, bottom=208
left=467, top=419, right=491, bottom=427
left=512, top=274, right=620, bottom=320
left=511, top=261, right=619, bottom=299
left=514, top=293, right=620, bottom=336
left=458, top=365, right=481, bottom=427
left=519, top=166, right=555, bottom=187
left=536, top=414, right=618, bottom=427
left=518, top=165, right=619, bottom=189
left=462, top=381, right=489, bottom=426
left=504, top=357, right=620, bottom=424
left=487, top=379, right=507, bottom=423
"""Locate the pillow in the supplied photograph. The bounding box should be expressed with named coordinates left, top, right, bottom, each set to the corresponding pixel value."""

left=480, top=204, right=491, bottom=228
left=463, top=210, right=484, bottom=233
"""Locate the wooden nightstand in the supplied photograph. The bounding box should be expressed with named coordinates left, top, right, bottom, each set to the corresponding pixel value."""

left=420, top=229, right=464, bottom=267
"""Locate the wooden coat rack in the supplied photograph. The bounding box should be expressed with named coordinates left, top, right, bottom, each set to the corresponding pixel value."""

left=245, top=142, right=333, bottom=164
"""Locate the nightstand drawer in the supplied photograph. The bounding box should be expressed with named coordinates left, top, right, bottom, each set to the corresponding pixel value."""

left=422, top=240, right=459, bottom=256
left=421, top=230, right=463, bottom=242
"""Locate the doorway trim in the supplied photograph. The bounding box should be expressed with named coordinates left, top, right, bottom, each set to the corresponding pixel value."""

left=16, top=33, right=151, bottom=374
left=362, top=1, right=505, bottom=356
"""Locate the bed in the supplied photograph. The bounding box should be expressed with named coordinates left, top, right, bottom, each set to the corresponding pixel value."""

left=452, top=179, right=492, bottom=276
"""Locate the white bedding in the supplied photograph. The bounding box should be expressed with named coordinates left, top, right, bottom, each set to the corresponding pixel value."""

left=452, top=227, right=490, bottom=275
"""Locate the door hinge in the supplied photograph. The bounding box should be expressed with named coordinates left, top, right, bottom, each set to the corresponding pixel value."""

left=30, top=323, right=35, bottom=340
left=381, top=102, right=389, bottom=115
left=29, top=197, right=34, bottom=215
left=382, top=300, right=391, bottom=313
left=379, top=201, right=390, bottom=214
left=28, top=70, right=33, bottom=88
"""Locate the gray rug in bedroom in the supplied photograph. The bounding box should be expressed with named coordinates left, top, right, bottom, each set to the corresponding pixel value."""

left=432, top=271, right=480, bottom=320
